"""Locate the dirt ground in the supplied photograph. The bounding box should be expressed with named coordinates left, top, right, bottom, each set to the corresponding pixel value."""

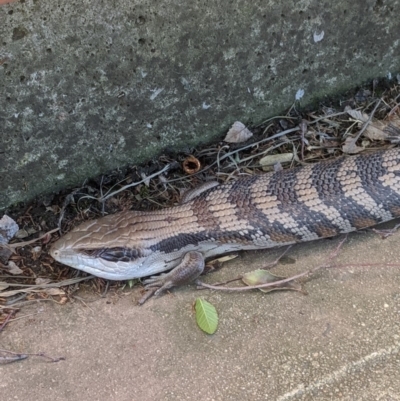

left=1, top=224, right=400, bottom=401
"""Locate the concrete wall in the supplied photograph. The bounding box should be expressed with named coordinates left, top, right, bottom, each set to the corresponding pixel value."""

left=1, top=0, right=400, bottom=210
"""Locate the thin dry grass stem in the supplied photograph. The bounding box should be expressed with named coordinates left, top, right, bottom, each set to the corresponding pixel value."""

left=99, top=163, right=172, bottom=202
left=72, top=296, right=95, bottom=311
left=371, top=222, right=400, bottom=239
left=236, top=141, right=296, bottom=165
left=0, top=310, right=15, bottom=332
left=351, top=98, right=382, bottom=143
left=204, top=245, right=295, bottom=288
left=196, top=236, right=348, bottom=292
left=0, top=348, right=65, bottom=363
left=257, top=116, right=297, bottom=127
left=308, top=111, right=349, bottom=124
left=0, top=298, right=71, bottom=310
left=4, top=228, right=59, bottom=250
left=8, top=311, right=42, bottom=323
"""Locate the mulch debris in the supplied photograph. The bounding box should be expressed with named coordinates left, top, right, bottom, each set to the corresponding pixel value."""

left=1, top=77, right=399, bottom=325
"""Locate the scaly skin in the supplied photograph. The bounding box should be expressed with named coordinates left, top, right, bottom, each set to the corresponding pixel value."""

left=50, top=148, right=400, bottom=289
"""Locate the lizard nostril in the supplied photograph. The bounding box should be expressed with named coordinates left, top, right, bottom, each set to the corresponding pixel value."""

left=50, top=248, right=59, bottom=259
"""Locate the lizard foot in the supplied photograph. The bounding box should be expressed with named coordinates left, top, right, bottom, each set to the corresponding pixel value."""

left=143, top=251, right=205, bottom=296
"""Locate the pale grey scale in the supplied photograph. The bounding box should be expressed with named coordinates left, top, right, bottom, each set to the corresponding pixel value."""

left=304, top=152, right=396, bottom=229
left=291, top=159, right=357, bottom=234
left=248, top=171, right=328, bottom=241
left=351, top=151, right=400, bottom=220
left=220, top=174, right=318, bottom=244
left=331, top=156, right=388, bottom=224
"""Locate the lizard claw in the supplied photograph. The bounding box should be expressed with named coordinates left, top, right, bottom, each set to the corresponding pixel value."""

left=143, top=251, right=205, bottom=295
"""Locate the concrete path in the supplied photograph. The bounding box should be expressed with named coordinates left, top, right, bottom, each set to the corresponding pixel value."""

left=2, top=228, right=400, bottom=400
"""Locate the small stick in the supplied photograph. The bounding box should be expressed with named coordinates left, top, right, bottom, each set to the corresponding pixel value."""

left=0, top=354, right=28, bottom=364
left=209, top=245, right=294, bottom=287
left=5, top=228, right=59, bottom=249
left=196, top=269, right=315, bottom=292
left=9, top=311, right=42, bottom=323
left=0, top=310, right=15, bottom=332
left=100, top=164, right=172, bottom=202
left=197, top=237, right=347, bottom=292
left=371, top=222, right=400, bottom=239
left=351, top=98, right=382, bottom=144
left=0, top=348, right=65, bottom=363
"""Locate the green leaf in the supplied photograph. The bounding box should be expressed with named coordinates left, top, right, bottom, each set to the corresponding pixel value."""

left=195, top=298, right=218, bottom=334
left=126, top=279, right=140, bottom=289
left=242, top=269, right=302, bottom=293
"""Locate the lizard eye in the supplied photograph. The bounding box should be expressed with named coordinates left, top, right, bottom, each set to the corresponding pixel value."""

left=81, top=247, right=141, bottom=263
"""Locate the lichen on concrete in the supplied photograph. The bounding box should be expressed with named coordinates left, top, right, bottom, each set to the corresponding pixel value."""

left=1, top=0, right=400, bottom=210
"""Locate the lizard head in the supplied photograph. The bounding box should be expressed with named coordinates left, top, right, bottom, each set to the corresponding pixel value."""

left=49, top=211, right=169, bottom=280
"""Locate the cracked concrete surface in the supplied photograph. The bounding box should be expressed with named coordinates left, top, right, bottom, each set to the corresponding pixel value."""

left=1, top=226, right=400, bottom=400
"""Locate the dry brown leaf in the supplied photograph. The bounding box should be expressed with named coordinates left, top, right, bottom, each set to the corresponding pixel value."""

left=0, top=246, right=13, bottom=264
left=346, top=106, right=390, bottom=141
left=346, top=107, right=368, bottom=122
left=342, top=137, right=364, bottom=154
left=6, top=261, right=23, bottom=275
left=363, top=121, right=389, bottom=141
left=35, top=278, right=51, bottom=285
left=44, top=288, right=65, bottom=296
left=259, top=153, right=295, bottom=171
left=224, top=121, right=253, bottom=143
left=14, top=229, right=30, bottom=239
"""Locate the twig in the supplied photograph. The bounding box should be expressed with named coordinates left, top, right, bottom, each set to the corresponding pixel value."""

left=0, top=276, right=94, bottom=298
left=308, top=111, right=349, bottom=124
left=72, top=296, right=95, bottom=312
left=299, top=120, right=308, bottom=160
left=6, top=228, right=59, bottom=249
left=234, top=140, right=298, bottom=165
left=5, top=293, right=26, bottom=305
left=9, top=311, right=42, bottom=323
left=101, top=280, right=110, bottom=298
left=29, top=352, right=65, bottom=363
left=206, top=245, right=294, bottom=288
left=58, top=126, right=302, bottom=212
left=256, top=115, right=298, bottom=127
left=99, top=163, right=172, bottom=202
left=351, top=98, right=382, bottom=143
left=0, top=310, right=15, bottom=332
left=196, top=237, right=347, bottom=292
left=262, top=245, right=294, bottom=269
left=166, top=127, right=301, bottom=184
left=196, top=269, right=315, bottom=292
left=371, top=223, right=400, bottom=239
left=57, top=187, right=86, bottom=230
left=0, top=298, right=62, bottom=310
left=0, top=353, right=28, bottom=364
left=0, top=348, right=65, bottom=363
left=327, top=235, right=348, bottom=260
left=329, top=262, right=400, bottom=269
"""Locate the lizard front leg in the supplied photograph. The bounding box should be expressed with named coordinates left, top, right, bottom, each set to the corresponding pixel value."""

left=143, top=251, right=205, bottom=296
